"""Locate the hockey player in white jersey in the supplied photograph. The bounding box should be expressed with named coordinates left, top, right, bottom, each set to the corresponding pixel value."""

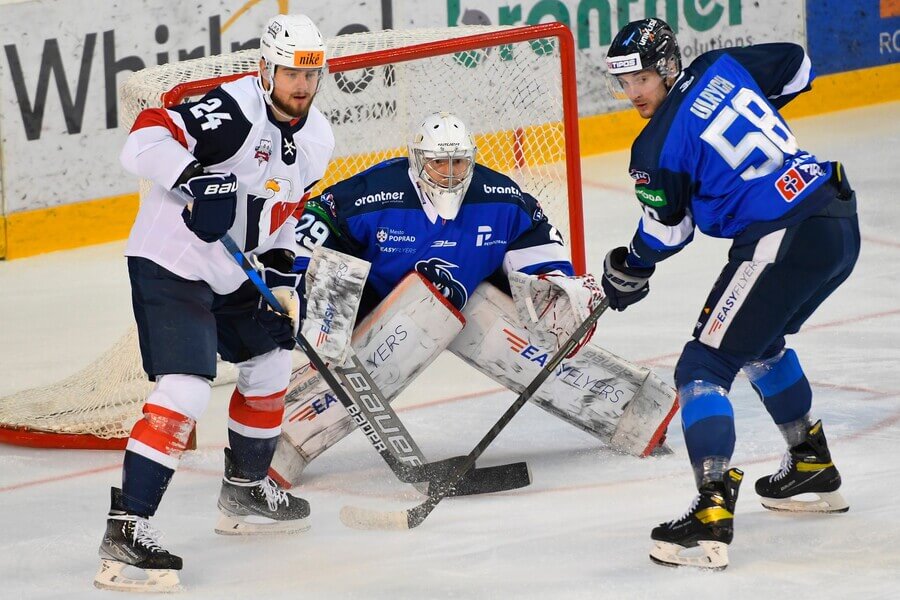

left=269, top=112, right=678, bottom=487
left=94, top=15, right=334, bottom=592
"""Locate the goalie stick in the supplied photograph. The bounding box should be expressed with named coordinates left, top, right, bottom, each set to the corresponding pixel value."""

left=339, top=296, right=610, bottom=531
left=220, top=235, right=530, bottom=495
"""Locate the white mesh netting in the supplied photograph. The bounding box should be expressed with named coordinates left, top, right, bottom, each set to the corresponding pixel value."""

left=0, top=25, right=580, bottom=445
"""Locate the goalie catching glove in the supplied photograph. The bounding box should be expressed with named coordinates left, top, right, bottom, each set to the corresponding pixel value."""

left=507, top=271, right=604, bottom=358
left=253, top=250, right=302, bottom=351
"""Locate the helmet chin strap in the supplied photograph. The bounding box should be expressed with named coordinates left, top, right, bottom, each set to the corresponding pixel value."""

left=261, top=61, right=306, bottom=122
left=270, top=96, right=303, bottom=121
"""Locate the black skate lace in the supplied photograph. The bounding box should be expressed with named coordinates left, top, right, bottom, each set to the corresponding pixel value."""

left=131, top=518, right=165, bottom=553
left=770, top=452, right=794, bottom=482
left=258, top=476, right=290, bottom=512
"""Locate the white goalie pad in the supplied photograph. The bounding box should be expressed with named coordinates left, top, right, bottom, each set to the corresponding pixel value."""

left=449, top=283, right=677, bottom=456
left=271, top=273, right=465, bottom=486
left=301, top=246, right=371, bottom=364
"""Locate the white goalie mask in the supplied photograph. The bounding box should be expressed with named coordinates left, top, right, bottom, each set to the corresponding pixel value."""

left=408, top=112, right=477, bottom=221
left=259, top=14, right=327, bottom=108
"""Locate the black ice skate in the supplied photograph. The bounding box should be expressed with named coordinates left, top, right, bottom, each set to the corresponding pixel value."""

left=649, top=468, right=743, bottom=570
left=756, top=420, right=849, bottom=513
left=215, top=447, right=311, bottom=535
left=94, top=487, right=183, bottom=593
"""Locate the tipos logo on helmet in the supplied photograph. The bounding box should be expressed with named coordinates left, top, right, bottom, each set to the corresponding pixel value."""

left=605, top=18, right=682, bottom=98
left=606, top=18, right=681, bottom=76
left=607, top=53, right=642, bottom=75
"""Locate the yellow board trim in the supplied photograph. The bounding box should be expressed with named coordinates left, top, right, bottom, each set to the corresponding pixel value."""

left=2, top=63, right=898, bottom=260
left=0, top=215, right=7, bottom=258
left=2, top=193, right=139, bottom=260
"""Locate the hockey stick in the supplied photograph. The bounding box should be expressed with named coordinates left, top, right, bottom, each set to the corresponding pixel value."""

left=339, top=296, right=610, bottom=530
left=333, top=353, right=530, bottom=496
left=220, top=235, right=530, bottom=495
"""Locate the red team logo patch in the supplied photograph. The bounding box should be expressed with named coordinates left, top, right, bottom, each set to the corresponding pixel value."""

left=775, top=163, right=824, bottom=202
left=254, top=139, right=272, bottom=165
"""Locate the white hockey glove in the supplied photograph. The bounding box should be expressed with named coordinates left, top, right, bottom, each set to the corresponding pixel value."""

left=508, top=271, right=604, bottom=358
left=301, top=246, right=370, bottom=364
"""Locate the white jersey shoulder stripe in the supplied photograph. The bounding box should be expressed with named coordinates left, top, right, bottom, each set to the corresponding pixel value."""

left=503, top=242, right=570, bottom=274
left=640, top=206, right=694, bottom=248
left=771, top=53, right=812, bottom=100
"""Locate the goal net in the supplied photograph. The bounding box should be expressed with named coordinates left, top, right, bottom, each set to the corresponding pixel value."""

left=0, top=23, right=584, bottom=449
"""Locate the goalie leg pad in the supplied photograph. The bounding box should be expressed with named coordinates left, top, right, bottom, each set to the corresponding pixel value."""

left=449, top=283, right=677, bottom=457
left=271, top=273, right=465, bottom=485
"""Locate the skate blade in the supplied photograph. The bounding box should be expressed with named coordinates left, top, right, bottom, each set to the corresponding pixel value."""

left=759, top=491, right=849, bottom=514
left=215, top=513, right=311, bottom=536
left=649, top=540, right=729, bottom=570
left=93, top=559, right=182, bottom=593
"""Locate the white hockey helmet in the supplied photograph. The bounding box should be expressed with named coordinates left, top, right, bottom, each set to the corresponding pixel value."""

left=408, top=112, right=477, bottom=221
left=259, top=14, right=326, bottom=104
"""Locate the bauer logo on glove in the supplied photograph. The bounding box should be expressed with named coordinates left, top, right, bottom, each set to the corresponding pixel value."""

left=178, top=172, right=238, bottom=243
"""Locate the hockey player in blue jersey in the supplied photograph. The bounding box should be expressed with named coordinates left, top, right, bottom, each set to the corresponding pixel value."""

left=297, top=113, right=582, bottom=315
left=601, top=19, right=860, bottom=569
left=267, top=112, right=679, bottom=486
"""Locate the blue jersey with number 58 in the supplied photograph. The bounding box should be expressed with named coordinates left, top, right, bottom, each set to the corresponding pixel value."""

left=627, top=43, right=833, bottom=266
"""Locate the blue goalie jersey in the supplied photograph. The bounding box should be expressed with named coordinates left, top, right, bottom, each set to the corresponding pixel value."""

left=294, top=158, right=573, bottom=310
left=627, top=43, right=833, bottom=266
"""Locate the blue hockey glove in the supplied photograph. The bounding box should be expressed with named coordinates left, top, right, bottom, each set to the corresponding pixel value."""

left=179, top=172, right=238, bottom=243
left=601, top=246, right=655, bottom=311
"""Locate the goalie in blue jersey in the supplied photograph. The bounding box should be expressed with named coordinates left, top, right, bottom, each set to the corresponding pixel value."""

left=267, top=112, right=680, bottom=487
left=601, top=19, right=860, bottom=569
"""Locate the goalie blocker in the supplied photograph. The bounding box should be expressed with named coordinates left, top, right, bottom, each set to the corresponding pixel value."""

left=271, top=274, right=676, bottom=485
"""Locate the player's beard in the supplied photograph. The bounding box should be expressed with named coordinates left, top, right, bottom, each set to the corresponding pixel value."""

left=272, top=90, right=314, bottom=121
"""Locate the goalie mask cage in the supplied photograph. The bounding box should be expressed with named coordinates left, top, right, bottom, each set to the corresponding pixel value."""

left=0, top=23, right=584, bottom=450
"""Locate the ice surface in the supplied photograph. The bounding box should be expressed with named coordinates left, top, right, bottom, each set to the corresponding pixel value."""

left=1, top=102, right=898, bottom=599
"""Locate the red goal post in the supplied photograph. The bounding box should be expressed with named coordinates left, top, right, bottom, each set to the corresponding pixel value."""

left=0, top=23, right=584, bottom=450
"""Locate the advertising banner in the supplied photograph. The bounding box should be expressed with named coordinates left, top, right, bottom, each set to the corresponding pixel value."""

left=806, top=0, right=900, bottom=75
left=1, top=0, right=803, bottom=218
